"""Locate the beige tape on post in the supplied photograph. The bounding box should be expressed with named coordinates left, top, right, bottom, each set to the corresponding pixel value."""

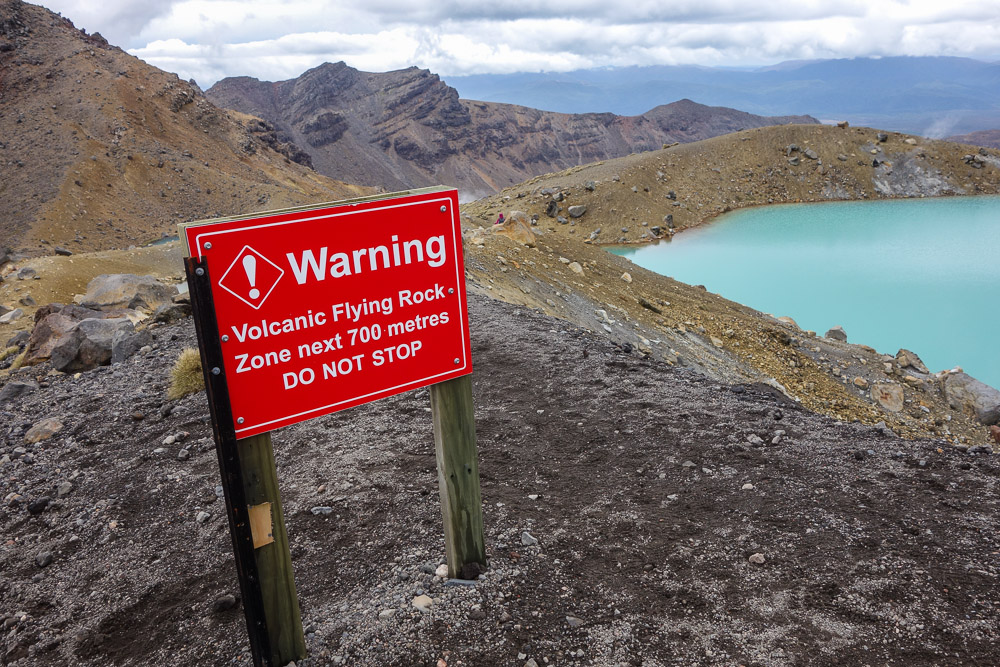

left=248, top=502, right=275, bottom=549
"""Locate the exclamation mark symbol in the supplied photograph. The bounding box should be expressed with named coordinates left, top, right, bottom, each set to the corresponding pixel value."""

left=243, top=254, right=260, bottom=299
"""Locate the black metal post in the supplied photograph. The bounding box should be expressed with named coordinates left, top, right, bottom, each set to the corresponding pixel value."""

left=185, top=256, right=273, bottom=667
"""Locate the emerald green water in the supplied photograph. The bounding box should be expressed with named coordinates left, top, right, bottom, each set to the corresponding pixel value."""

left=612, top=196, right=1000, bottom=389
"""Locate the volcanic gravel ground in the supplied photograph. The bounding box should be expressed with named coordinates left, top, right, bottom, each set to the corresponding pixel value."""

left=2, top=292, right=999, bottom=666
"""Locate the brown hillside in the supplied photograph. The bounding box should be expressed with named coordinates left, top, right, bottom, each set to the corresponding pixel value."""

left=466, top=123, right=1000, bottom=244
left=205, top=62, right=816, bottom=200
left=0, top=0, right=372, bottom=256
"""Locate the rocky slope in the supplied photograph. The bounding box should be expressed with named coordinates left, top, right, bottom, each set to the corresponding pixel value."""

left=458, top=124, right=1000, bottom=441
left=206, top=62, right=817, bottom=200
left=2, top=276, right=1000, bottom=666
left=0, top=0, right=372, bottom=256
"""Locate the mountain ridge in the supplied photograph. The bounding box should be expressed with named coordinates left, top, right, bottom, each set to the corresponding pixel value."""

left=206, top=62, right=817, bottom=199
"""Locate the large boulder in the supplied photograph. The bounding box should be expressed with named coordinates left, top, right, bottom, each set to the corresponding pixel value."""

left=50, top=317, right=135, bottom=373
left=939, top=371, right=1000, bottom=425
left=77, top=274, right=176, bottom=312
left=493, top=211, right=536, bottom=247
left=22, top=304, right=108, bottom=366
left=871, top=383, right=904, bottom=412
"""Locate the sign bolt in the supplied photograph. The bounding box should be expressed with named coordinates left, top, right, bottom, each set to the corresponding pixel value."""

left=237, top=417, right=245, bottom=424
left=454, top=358, right=460, bottom=365
left=211, top=367, right=221, bottom=375
left=448, top=288, right=455, bottom=295
left=440, top=206, right=446, bottom=212
left=195, top=267, right=205, bottom=276
left=221, top=335, right=229, bottom=342
left=205, top=242, right=212, bottom=249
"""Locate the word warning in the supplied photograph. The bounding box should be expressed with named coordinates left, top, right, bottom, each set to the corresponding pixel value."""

left=183, top=188, right=472, bottom=438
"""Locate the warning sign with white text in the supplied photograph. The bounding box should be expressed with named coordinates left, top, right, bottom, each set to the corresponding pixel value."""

left=182, top=188, right=472, bottom=438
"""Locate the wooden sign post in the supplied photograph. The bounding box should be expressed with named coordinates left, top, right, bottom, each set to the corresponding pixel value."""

left=431, top=375, right=486, bottom=577
left=182, top=188, right=486, bottom=667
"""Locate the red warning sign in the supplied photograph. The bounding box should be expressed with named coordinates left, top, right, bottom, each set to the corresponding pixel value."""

left=183, top=188, right=472, bottom=438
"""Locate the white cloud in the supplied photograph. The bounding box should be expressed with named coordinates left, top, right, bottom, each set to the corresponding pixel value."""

left=37, top=0, right=1000, bottom=86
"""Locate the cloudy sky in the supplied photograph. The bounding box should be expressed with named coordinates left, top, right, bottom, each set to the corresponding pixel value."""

left=37, top=0, right=1000, bottom=87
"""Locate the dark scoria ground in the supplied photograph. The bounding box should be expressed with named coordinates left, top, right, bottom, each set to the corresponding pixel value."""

left=2, top=291, right=999, bottom=666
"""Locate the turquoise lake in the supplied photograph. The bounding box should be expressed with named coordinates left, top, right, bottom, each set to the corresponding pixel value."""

left=611, top=196, right=1000, bottom=390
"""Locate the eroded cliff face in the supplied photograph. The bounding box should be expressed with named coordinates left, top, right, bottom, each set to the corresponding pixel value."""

left=207, top=62, right=817, bottom=198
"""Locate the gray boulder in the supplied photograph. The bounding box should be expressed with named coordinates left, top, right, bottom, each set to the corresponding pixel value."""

left=0, top=308, right=23, bottom=324
left=112, top=327, right=153, bottom=365
left=50, top=317, right=134, bottom=373
left=152, top=303, right=192, bottom=323
left=0, top=380, right=38, bottom=404
left=22, top=304, right=107, bottom=366
left=939, top=371, right=1000, bottom=425
left=568, top=205, right=587, bottom=218
left=78, top=274, right=176, bottom=312
left=825, top=326, right=848, bottom=342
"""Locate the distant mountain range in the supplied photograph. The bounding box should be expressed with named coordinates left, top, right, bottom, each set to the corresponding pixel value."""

left=206, top=63, right=816, bottom=199
left=444, top=57, right=1000, bottom=138
left=947, top=130, right=1000, bottom=149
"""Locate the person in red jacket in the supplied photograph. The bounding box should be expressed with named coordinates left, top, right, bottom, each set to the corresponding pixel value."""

left=494, top=213, right=505, bottom=225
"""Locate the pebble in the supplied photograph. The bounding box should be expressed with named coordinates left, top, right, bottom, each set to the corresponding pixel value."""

left=378, top=609, right=395, bottom=619
left=196, top=511, right=211, bottom=523
left=177, top=449, right=190, bottom=461
left=566, top=615, right=584, bottom=628
left=311, top=506, right=334, bottom=515
left=749, top=553, right=766, bottom=564
left=747, top=434, right=764, bottom=445
left=741, top=483, right=755, bottom=490
left=35, top=551, right=53, bottom=568
left=521, top=531, right=538, bottom=546
left=435, top=564, right=449, bottom=577
left=412, top=595, right=433, bottom=612
left=27, top=497, right=51, bottom=515
left=56, top=481, right=73, bottom=497
left=163, top=435, right=177, bottom=446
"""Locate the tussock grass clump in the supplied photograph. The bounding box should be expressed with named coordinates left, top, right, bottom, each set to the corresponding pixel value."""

left=1, top=346, right=19, bottom=362
left=8, top=349, right=28, bottom=371
left=167, top=348, right=205, bottom=400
